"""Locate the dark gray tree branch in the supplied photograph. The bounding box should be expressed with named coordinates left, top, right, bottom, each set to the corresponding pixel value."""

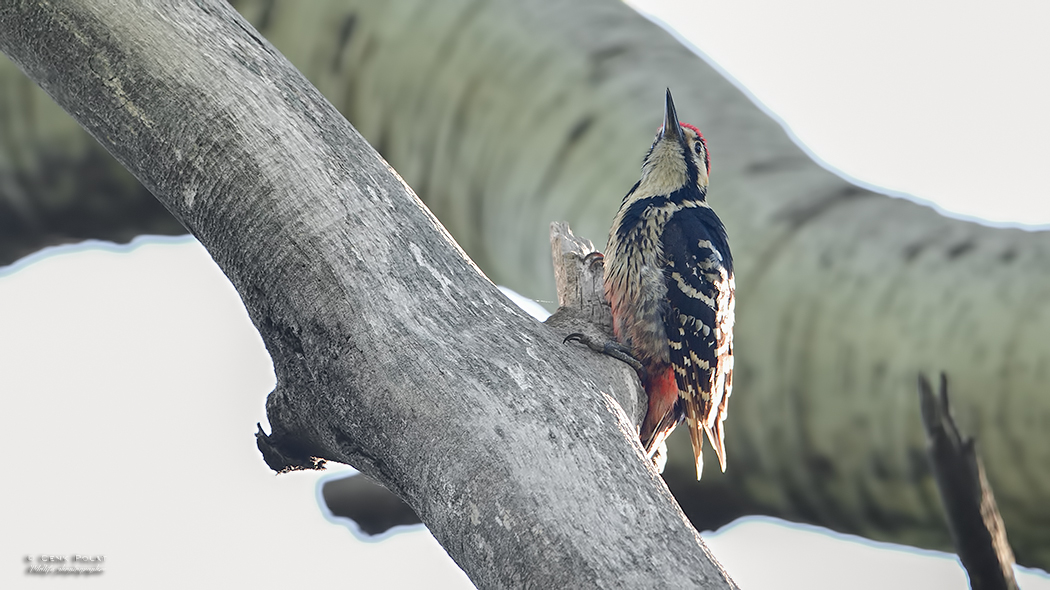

left=0, top=1, right=735, bottom=587
left=324, top=221, right=646, bottom=539
left=919, top=374, right=1018, bottom=590
left=5, top=0, right=1050, bottom=568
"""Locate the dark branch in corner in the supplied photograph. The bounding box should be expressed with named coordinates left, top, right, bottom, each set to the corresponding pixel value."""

left=918, top=373, right=1018, bottom=590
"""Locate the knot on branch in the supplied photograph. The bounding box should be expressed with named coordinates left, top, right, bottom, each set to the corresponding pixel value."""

left=543, top=221, right=613, bottom=343
left=256, top=423, right=327, bottom=474
left=544, top=221, right=647, bottom=436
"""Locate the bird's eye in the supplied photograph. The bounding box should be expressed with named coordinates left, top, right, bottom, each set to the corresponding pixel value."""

left=694, top=142, right=703, bottom=155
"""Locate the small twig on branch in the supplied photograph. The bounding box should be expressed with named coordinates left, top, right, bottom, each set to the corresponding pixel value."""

left=545, top=221, right=647, bottom=427
left=918, top=373, right=1018, bottom=590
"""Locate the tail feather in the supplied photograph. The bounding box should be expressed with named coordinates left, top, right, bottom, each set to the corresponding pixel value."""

left=703, top=420, right=726, bottom=474
left=708, top=361, right=732, bottom=473
left=687, top=414, right=705, bottom=480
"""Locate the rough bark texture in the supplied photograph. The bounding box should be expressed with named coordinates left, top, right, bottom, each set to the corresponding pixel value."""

left=0, top=1, right=738, bottom=588
left=920, top=374, right=1019, bottom=590
left=1, top=0, right=1048, bottom=568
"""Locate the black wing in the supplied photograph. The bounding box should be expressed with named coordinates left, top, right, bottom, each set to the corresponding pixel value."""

left=661, top=205, right=735, bottom=476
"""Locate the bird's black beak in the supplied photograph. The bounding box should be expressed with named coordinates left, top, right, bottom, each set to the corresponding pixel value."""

left=661, top=88, right=686, bottom=146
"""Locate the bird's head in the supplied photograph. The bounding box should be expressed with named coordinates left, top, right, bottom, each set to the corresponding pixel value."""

left=638, top=89, right=710, bottom=197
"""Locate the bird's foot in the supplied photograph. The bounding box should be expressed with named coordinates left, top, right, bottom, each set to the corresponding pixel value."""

left=563, top=333, right=645, bottom=376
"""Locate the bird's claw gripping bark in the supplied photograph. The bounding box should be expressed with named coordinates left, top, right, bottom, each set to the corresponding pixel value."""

left=563, top=333, right=646, bottom=377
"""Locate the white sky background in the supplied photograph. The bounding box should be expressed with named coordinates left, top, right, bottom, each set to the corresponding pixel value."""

left=3, top=1, right=1050, bottom=588
left=632, top=0, right=1050, bottom=228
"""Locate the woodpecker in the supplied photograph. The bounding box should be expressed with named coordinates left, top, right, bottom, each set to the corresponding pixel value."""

left=602, top=89, right=735, bottom=480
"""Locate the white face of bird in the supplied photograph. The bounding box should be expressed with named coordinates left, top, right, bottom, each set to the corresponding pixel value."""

left=637, top=91, right=710, bottom=197
left=680, top=125, right=710, bottom=187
